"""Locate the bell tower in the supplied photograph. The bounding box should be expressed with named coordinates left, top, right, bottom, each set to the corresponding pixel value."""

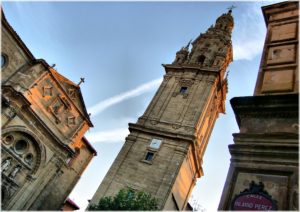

left=89, top=10, right=234, bottom=210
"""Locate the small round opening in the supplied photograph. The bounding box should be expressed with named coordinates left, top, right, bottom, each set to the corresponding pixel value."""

left=1, top=54, right=7, bottom=68
left=3, top=135, right=14, bottom=144
left=25, top=153, right=33, bottom=164
left=14, top=140, right=28, bottom=154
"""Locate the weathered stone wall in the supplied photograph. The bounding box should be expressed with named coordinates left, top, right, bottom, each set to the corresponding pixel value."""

left=254, top=1, right=298, bottom=95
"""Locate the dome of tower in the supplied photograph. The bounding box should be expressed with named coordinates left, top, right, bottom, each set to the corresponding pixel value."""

left=216, top=11, right=234, bottom=28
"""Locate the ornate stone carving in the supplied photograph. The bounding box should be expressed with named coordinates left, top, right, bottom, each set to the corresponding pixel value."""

left=4, top=107, right=17, bottom=119
left=67, top=116, right=76, bottom=126
left=163, top=75, right=172, bottom=82
left=68, top=88, right=76, bottom=99
left=2, top=157, right=12, bottom=172
left=48, top=95, right=71, bottom=124
left=150, top=120, right=158, bottom=125
left=9, top=165, right=22, bottom=179
left=43, top=86, right=53, bottom=97
left=179, top=78, right=195, bottom=87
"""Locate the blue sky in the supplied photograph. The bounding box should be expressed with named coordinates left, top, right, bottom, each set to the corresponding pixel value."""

left=3, top=1, right=281, bottom=211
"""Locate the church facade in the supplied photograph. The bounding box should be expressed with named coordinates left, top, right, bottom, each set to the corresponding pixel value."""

left=219, top=1, right=298, bottom=210
left=89, top=10, right=234, bottom=210
left=1, top=10, right=96, bottom=210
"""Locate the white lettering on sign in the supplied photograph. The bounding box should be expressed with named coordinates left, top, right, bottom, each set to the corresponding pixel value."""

left=247, top=194, right=263, bottom=200
left=254, top=204, right=272, bottom=210
left=232, top=192, right=275, bottom=210
left=234, top=201, right=254, bottom=208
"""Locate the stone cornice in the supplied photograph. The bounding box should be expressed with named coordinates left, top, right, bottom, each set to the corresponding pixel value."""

left=162, top=64, right=220, bottom=74
left=128, top=123, right=195, bottom=143
left=230, top=94, right=299, bottom=128
left=229, top=143, right=298, bottom=165
left=233, top=132, right=299, bottom=141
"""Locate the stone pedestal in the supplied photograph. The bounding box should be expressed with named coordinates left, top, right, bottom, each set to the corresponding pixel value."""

left=218, top=94, right=298, bottom=210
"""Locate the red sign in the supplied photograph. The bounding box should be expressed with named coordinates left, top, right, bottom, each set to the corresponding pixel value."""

left=232, top=193, right=276, bottom=210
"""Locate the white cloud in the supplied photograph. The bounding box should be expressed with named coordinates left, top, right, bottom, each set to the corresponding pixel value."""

left=88, top=78, right=162, bottom=117
left=85, top=128, right=129, bottom=143
left=232, top=3, right=266, bottom=61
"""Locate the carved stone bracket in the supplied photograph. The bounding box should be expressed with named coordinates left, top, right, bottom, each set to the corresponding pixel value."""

left=163, top=75, right=172, bottom=82
left=179, top=78, right=195, bottom=87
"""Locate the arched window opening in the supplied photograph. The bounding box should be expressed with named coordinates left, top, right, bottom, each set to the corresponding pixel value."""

left=197, top=55, right=206, bottom=65
left=1, top=54, right=8, bottom=69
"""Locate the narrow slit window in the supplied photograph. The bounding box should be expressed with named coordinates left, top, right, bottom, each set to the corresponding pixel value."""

left=145, top=152, right=154, bottom=161
left=180, top=87, right=188, bottom=94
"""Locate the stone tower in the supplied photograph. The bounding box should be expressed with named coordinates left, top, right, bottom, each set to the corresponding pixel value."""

left=89, top=10, right=234, bottom=210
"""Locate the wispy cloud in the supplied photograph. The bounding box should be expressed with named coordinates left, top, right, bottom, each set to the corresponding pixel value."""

left=86, top=128, right=129, bottom=143
left=88, top=78, right=162, bottom=116
left=232, top=3, right=266, bottom=61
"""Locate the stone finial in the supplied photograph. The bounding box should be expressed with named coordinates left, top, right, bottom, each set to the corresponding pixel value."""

left=183, top=39, right=193, bottom=51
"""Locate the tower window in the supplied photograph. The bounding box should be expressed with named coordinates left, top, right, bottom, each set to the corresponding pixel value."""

left=14, top=139, right=28, bottom=154
left=197, top=55, right=206, bottom=65
left=1, top=54, right=8, bottom=69
left=180, top=87, right=188, bottom=94
left=145, top=152, right=154, bottom=161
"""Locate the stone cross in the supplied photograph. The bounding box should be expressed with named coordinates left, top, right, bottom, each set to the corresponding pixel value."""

left=78, top=77, right=85, bottom=86
left=227, top=5, right=236, bottom=12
